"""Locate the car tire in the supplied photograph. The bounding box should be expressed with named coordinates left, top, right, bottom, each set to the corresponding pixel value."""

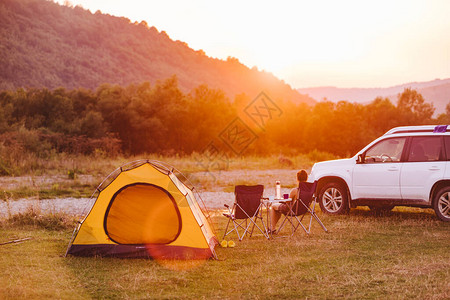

left=318, top=182, right=349, bottom=215
left=433, top=186, right=450, bottom=222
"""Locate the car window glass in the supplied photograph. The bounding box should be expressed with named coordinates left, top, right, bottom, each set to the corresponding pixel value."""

left=365, top=137, right=406, bottom=163
left=444, top=137, right=450, bottom=160
left=408, top=136, right=443, bottom=162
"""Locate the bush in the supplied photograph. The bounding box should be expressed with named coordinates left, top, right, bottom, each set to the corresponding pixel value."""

left=306, top=149, right=338, bottom=162
left=4, top=206, right=77, bottom=230
left=0, top=159, right=12, bottom=175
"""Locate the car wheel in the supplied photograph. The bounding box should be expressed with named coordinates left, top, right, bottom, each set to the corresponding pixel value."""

left=318, top=182, right=349, bottom=214
left=434, top=186, right=450, bottom=222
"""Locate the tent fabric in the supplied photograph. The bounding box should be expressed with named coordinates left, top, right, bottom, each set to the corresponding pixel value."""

left=66, top=160, right=218, bottom=260
left=104, top=183, right=182, bottom=245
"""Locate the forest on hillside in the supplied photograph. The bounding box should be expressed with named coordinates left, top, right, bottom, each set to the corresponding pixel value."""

left=0, top=76, right=447, bottom=175
left=0, top=0, right=313, bottom=104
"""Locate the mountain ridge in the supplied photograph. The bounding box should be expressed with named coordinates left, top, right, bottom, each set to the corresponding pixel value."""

left=297, top=78, right=450, bottom=113
left=0, top=0, right=314, bottom=104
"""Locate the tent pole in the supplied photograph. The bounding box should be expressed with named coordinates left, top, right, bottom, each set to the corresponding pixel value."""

left=64, top=222, right=81, bottom=257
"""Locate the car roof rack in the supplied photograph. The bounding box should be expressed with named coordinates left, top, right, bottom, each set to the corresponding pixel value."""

left=384, top=125, right=449, bottom=135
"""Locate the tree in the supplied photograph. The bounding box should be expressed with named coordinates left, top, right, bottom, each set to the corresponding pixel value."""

left=435, top=101, right=450, bottom=124
left=397, top=88, right=434, bottom=124
left=80, top=111, right=107, bottom=138
left=365, top=97, right=401, bottom=138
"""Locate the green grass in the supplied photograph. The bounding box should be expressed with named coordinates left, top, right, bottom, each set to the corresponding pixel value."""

left=0, top=208, right=448, bottom=299
left=0, top=154, right=447, bottom=298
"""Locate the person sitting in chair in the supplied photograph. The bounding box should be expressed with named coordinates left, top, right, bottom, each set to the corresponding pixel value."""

left=269, top=169, right=308, bottom=234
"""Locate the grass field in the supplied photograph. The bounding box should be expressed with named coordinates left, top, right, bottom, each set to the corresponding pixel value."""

left=0, top=154, right=448, bottom=299
left=0, top=207, right=448, bottom=299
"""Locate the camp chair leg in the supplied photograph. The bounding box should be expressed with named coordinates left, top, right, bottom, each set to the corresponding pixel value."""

left=224, top=217, right=255, bottom=241
left=223, top=217, right=242, bottom=241
left=277, top=202, right=301, bottom=236
left=277, top=214, right=289, bottom=234
left=279, top=203, right=325, bottom=236
left=223, top=204, right=246, bottom=241
left=290, top=214, right=309, bottom=235
left=237, top=219, right=249, bottom=241
left=276, top=181, right=328, bottom=237
left=300, top=207, right=328, bottom=234
left=247, top=210, right=269, bottom=239
left=278, top=215, right=294, bottom=236
left=258, top=213, right=269, bottom=239
left=289, top=214, right=308, bottom=236
left=233, top=204, right=269, bottom=240
left=242, top=216, right=268, bottom=239
left=307, top=201, right=328, bottom=233
left=311, top=211, right=328, bottom=233
left=262, top=209, right=270, bottom=238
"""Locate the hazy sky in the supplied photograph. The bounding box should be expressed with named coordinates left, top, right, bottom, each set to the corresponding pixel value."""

left=56, top=0, right=450, bottom=88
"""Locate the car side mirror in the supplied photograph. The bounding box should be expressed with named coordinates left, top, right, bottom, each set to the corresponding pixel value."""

left=357, top=154, right=365, bottom=164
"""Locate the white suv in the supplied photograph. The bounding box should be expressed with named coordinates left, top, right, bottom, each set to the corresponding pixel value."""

left=309, top=125, right=450, bottom=222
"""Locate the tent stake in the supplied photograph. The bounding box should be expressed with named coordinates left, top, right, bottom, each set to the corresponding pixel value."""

left=0, top=237, right=32, bottom=246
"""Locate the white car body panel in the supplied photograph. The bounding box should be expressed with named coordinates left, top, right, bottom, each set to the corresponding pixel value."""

left=400, top=161, right=446, bottom=200
left=309, top=158, right=354, bottom=189
left=353, top=162, right=402, bottom=199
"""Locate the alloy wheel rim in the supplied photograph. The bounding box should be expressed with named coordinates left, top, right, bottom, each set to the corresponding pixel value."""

left=438, top=192, right=450, bottom=219
left=323, top=187, right=343, bottom=212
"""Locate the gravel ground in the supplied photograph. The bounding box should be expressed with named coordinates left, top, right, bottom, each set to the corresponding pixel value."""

left=0, top=197, right=95, bottom=218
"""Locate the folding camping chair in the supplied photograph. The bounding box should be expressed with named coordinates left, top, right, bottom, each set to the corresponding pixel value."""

left=277, top=181, right=328, bottom=236
left=223, top=185, right=269, bottom=241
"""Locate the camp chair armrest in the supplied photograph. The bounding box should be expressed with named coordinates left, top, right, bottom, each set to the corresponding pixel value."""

left=224, top=204, right=230, bottom=208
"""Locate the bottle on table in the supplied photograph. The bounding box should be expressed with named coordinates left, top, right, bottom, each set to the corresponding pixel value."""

left=276, top=180, right=281, bottom=199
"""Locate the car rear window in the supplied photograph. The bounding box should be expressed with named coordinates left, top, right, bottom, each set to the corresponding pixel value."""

left=408, top=136, right=444, bottom=162
left=444, top=136, right=450, bottom=160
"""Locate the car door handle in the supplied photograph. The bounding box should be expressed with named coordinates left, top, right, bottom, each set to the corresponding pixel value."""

left=387, top=167, right=399, bottom=171
left=429, top=166, right=441, bottom=171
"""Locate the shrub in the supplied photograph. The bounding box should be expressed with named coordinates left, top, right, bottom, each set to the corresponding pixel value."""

left=5, top=206, right=77, bottom=230
left=0, top=159, right=12, bottom=175
left=306, top=149, right=338, bottom=162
